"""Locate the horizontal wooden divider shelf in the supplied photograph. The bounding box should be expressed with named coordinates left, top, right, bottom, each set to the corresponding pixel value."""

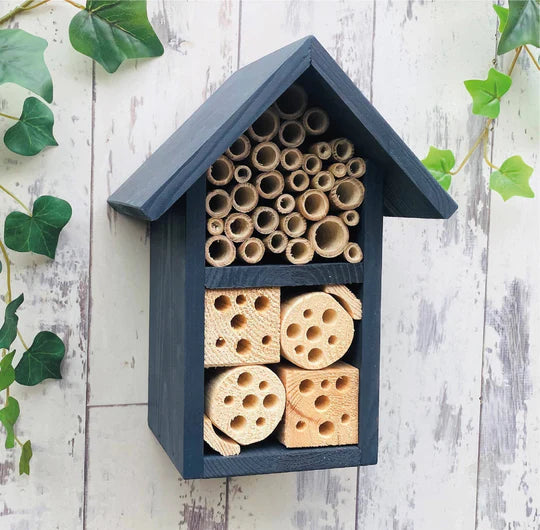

left=205, top=262, right=363, bottom=288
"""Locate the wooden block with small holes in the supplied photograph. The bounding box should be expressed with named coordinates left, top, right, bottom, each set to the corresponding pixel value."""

left=205, top=287, right=280, bottom=367
left=275, top=361, right=359, bottom=448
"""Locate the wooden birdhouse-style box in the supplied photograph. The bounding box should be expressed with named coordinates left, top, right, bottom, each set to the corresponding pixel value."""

left=108, top=36, right=457, bottom=479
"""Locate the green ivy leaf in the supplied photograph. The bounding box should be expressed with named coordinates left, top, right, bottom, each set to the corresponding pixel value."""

left=14, top=331, right=65, bottom=386
left=69, top=0, right=164, bottom=74
left=498, top=0, right=540, bottom=54
left=0, top=352, right=16, bottom=391
left=0, top=29, right=53, bottom=103
left=0, top=396, right=19, bottom=449
left=0, top=294, right=24, bottom=350
left=4, top=196, right=72, bottom=259
left=490, top=155, right=535, bottom=200
left=19, top=440, right=32, bottom=475
left=493, top=5, right=509, bottom=33
left=421, top=146, right=455, bottom=191
left=464, top=68, right=512, bottom=119
left=4, top=97, right=58, bottom=156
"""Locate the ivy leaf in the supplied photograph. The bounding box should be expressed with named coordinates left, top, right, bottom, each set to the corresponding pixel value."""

left=14, top=331, right=65, bottom=386
left=0, top=294, right=24, bottom=350
left=421, top=146, right=455, bottom=191
left=69, top=0, right=164, bottom=74
left=19, top=440, right=32, bottom=475
left=0, top=352, right=16, bottom=391
left=498, top=0, right=540, bottom=55
left=0, top=29, right=53, bottom=103
left=0, top=396, right=19, bottom=449
left=4, top=196, right=72, bottom=259
left=464, top=68, right=512, bottom=119
left=493, top=5, right=509, bottom=33
left=490, top=155, right=535, bottom=200
left=4, top=97, right=58, bottom=156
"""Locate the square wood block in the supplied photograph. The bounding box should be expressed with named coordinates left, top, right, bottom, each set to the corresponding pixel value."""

left=276, top=361, right=359, bottom=448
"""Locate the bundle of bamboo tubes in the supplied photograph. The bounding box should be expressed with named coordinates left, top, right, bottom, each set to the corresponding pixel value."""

left=205, top=83, right=366, bottom=267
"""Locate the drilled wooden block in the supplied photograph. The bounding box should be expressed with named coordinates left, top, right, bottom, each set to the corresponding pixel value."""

left=322, top=284, right=363, bottom=320
left=205, top=287, right=280, bottom=367
left=205, top=365, right=286, bottom=445
left=276, top=361, right=359, bottom=448
left=280, top=292, right=354, bottom=369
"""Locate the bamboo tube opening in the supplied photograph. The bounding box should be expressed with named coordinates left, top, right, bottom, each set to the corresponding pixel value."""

left=280, top=148, right=303, bottom=171
left=252, top=206, right=279, bottom=234
left=264, top=230, right=288, bottom=254
left=234, top=165, right=252, bottom=183
left=329, top=163, right=347, bottom=178
left=225, top=213, right=254, bottom=242
left=231, top=183, right=258, bottom=213
left=207, top=217, right=224, bottom=236
left=302, top=154, right=322, bottom=175
left=206, top=235, right=236, bottom=267
left=278, top=120, right=306, bottom=148
left=296, top=190, right=329, bottom=221
left=312, top=171, right=335, bottom=192
left=238, top=238, right=265, bottom=264
left=330, top=178, right=365, bottom=210
left=275, top=193, right=295, bottom=214
left=256, top=171, right=285, bottom=200
left=248, top=109, right=279, bottom=142
left=343, top=242, right=363, bottom=263
left=273, top=84, right=308, bottom=120
left=303, top=107, right=330, bottom=135
left=207, top=156, right=234, bottom=186
left=285, top=170, right=309, bottom=193
left=285, top=238, right=314, bottom=265
left=340, top=210, right=360, bottom=227
left=346, top=157, right=366, bottom=178
left=226, top=135, right=251, bottom=161
left=309, top=142, right=332, bottom=160
left=206, top=189, right=232, bottom=218
left=331, top=138, right=354, bottom=162
left=280, top=212, right=307, bottom=238
left=308, top=216, right=349, bottom=258
left=251, top=142, right=280, bottom=171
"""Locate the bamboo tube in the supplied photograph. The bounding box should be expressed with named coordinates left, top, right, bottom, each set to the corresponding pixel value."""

left=302, top=107, right=330, bottom=135
left=346, top=157, right=366, bottom=178
left=255, top=171, right=285, bottom=200
left=248, top=108, right=280, bottom=142
left=224, top=213, right=254, bottom=242
left=278, top=120, right=306, bottom=148
left=280, top=212, right=307, bottom=238
left=251, top=142, right=281, bottom=171
left=329, top=163, right=347, bottom=178
left=206, top=155, right=234, bottom=186
left=274, top=193, right=295, bottom=214
left=308, top=216, right=349, bottom=258
left=231, top=183, right=258, bottom=213
left=330, top=138, right=355, bottom=162
left=284, top=170, right=309, bottom=193
left=343, top=242, right=363, bottom=263
left=206, top=189, right=232, bottom=218
left=234, top=165, right=252, bottom=183
left=329, top=178, right=365, bottom=210
left=340, top=210, right=360, bottom=227
left=309, top=141, right=332, bottom=160
left=238, top=237, right=265, bottom=264
left=205, top=235, right=236, bottom=267
left=280, top=148, right=303, bottom=171
left=264, top=230, right=288, bottom=254
left=296, top=189, right=329, bottom=222
left=273, top=83, right=308, bottom=120
left=311, top=170, right=335, bottom=193
left=302, top=154, right=322, bottom=175
left=285, top=238, right=314, bottom=265
left=251, top=206, right=280, bottom=235
left=226, top=134, right=251, bottom=162
left=207, top=217, right=224, bottom=236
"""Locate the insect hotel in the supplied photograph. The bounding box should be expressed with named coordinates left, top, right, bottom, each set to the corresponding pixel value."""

left=108, top=36, right=457, bottom=479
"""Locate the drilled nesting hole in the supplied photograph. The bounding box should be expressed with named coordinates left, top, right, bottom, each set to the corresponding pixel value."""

left=336, top=376, right=350, bottom=391
left=341, top=414, right=351, bottom=425
left=303, top=309, right=313, bottom=319
left=236, top=338, right=251, bottom=355
left=306, top=326, right=322, bottom=341
left=214, top=295, right=231, bottom=312
left=322, top=309, right=337, bottom=324
left=296, top=420, right=307, bottom=431
left=262, top=335, right=272, bottom=345
left=242, top=394, right=258, bottom=409
left=224, top=396, right=234, bottom=405
left=328, top=335, right=337, bottom=345
left=319, top=421, right=335, bottom=437
left=299, top=379, right=314, bottom=394
left=230, top=415, right=246, bottom=430
left=237, top=372, right=253, bottom=387
left=254, top=295, right=270, bottom=311
left=259, top=381, right=269, bottom=391
left=263, top=394, right=278, bottom=409
left=321, top=379, right=330, bottom=389
left=256, top=417, right=266, bottom=427
left=314, top=395, right=330, bottom=411
left=287, top=323, right=301, bottom=338
left=295, top=345, right=305, bottom=355
left=216, top=337, right=225, bottom=348
left=236, top=294, right=246, bottom=305
left=308, top=348, right=323, bottom=363
left=231, top=314, right=247, bottom=329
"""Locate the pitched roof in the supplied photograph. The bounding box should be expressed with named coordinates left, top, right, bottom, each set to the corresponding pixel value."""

left=108, top=36, right=457, bottom=221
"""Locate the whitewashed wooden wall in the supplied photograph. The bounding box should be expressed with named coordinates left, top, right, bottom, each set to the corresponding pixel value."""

left=0, top=1, right=538, bottom=529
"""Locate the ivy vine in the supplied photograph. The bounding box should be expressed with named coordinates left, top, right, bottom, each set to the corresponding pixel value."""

left=0, top=0, right=163, bottom=475
left=422, top=0, right=539, bottom=201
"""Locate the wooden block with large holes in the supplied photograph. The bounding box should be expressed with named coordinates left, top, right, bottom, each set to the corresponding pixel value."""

left=205, top=287, right=280, bottom=367
left=275, top=361, right=359, bottom=448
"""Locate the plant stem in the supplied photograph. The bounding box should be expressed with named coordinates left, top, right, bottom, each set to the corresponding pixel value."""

left=0, top=111, right=18, bottom=121
left=0, top=0, right=35, bottom=25
left=507, top=46, right=522, bottom=76
left=482, top=134, right=499, bottom=171
left=21, top=0, right=51, bottom=10
left=63, top=0, right=84, bottom=9
left=450, top=121, right=491, bottom=175
left=0, top=240, right=12, bottom=304
left=17, top=330, right=29, bottom=351
left=524, top=45, right=540, bottom=70
left=0, top=185, right=32, bottom=215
